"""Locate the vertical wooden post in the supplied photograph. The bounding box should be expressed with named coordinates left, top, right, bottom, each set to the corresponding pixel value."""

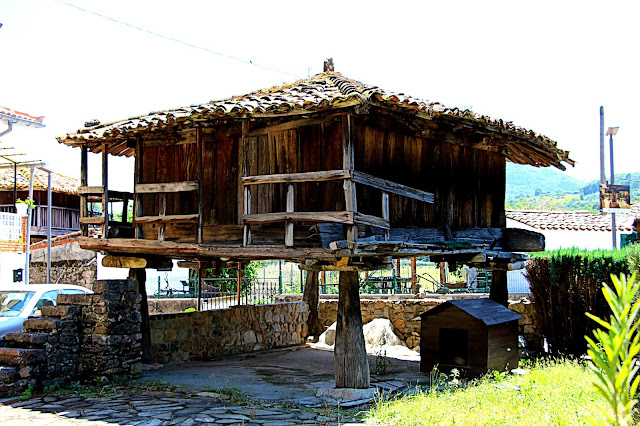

left=335, top=271, right=369, bottom=389
left=121, top=195, right=129, bottom=224
left=135, top=139, right=143, bottom=239
left=236, top=262, right=243, bottom=305
left=285, top=184, right=294, bottom=247
left=490, top=269, right=509, bottom=307
left=382, top=192, right=390, bottom=241
left=396, top=258, right=401, bottom=277
left=238, top=121, right=249, bottom=225
left=439, top=262, right=447, bottom=286
left=80, top=146, right=88, bottom=237
left=196, top=126, right=204, bottom=244
left=342, top=114, right=357, bottom=243
left=243, top=186, right=252, bottom=246
left=302, top=270, right=321, bottom=340
left=102, top=143, right=109, bottom=239
left=158, top=194, right=167, bottom=241
left=411, top=256, right=417, bottom=293
left=128, top=267, right=151, bottom=362
left=196, top=267, right=203, bottom=312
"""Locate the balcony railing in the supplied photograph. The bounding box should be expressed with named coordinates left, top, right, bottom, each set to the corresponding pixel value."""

left=0, top=204, right=80, bottom=236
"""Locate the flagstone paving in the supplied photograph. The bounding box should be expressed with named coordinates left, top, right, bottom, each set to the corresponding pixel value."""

left=0, top=390, right=364, bottom=425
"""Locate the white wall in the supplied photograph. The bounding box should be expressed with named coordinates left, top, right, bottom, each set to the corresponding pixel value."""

left=0, top=253, right=26, bottom=285
left=96, top=253, right=189, bottom=296
left=507, top=219, right=631, bottom=251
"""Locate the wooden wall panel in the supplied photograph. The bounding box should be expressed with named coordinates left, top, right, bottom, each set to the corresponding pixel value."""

left=214, top=138, right=238, bottom=225
left=141, top=146, right=157, bottom=216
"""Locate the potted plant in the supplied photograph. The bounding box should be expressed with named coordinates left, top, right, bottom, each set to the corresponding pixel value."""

left=15, top=198, right=35, bottom=217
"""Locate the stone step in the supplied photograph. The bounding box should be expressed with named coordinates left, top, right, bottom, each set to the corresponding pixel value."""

left=41, top=304, right=81, bottom=319
left=2, top=333, right=49, bottom=349
left=0, top=347, right=45, bottom=366
left=23, top=318, right=62, bottom=333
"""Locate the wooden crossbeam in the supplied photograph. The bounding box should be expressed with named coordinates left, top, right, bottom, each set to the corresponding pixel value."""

left=135, top=181, right=199, bottom=194
left=134, top=214, right=199, bottom=224
left=244, top=211, right=354, bottom=225
left=242, top=170, right=351, bottom=185
left=351, top=171, right=434, bottom=203
left=79, top=216, right=104, bottom=225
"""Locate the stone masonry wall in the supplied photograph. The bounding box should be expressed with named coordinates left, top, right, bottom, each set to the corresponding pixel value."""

left=287, top=296, right=539, bottom=351
left=149, top=302, right=308, bottom=364
left=0, top=280, right=142, bottom=397
left=29, top=260, right=96, bottom=290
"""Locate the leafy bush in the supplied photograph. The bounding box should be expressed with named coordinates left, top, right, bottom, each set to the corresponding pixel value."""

left=526, top=248, right=631, bottom=355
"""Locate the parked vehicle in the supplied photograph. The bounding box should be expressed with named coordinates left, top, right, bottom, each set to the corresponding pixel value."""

left=0, top=284, right=93, bottom=338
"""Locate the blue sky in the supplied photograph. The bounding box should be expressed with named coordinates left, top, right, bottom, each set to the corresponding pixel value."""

left=1, top=0, right=638, bottom=189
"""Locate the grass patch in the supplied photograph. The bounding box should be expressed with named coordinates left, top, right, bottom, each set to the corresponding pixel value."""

left=367, top=358, right=606, bottom=425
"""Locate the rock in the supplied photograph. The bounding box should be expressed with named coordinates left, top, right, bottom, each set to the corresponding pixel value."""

left=319, top=322, right=337, bottom=346
left=363, top=318, right=402, bottom=348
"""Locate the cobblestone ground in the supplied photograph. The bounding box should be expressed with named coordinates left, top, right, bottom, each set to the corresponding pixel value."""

left=0, top=390, right=365, bottom=425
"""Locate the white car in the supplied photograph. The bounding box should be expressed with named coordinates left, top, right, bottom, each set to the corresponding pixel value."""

left=0, top=284, right=93, bottom=338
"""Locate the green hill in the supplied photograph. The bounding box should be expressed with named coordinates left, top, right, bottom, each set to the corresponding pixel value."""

left=506, top=163, right=585, bottom=198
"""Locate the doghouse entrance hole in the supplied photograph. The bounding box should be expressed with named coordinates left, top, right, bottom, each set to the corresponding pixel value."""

left=439, top=328, right=468, bottom=366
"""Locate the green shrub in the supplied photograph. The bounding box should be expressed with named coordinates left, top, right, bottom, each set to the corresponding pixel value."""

left=585, top=273, right=640, bottom=425
left=526, top=248, right=630, bottom=355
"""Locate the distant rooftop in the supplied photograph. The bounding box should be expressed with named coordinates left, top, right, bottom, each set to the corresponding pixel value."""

left=506, top=204, right=640, bottom=232
left=0, top=167, right=79, bottom=195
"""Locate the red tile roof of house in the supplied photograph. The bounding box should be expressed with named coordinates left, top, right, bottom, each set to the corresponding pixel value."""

left=58, top=72, right=573, bottom=170
left=0, top=167, right=79, bottom=195
left=0, top=106, right=45, bottom=126
left=506, top=204, right=640, bottom=232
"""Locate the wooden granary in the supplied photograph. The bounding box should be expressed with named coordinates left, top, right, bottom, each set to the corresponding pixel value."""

left=419, top=298, right=522, bottom=376
left=58, top=70, right=572, bottom=388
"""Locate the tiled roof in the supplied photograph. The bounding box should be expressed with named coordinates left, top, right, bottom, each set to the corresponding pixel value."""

left=0, top=168, right=79, bottom=195
left=58, top=72, right=572, bottom=169
left=506, top=204, right=640, bottom=232
left=0, top=106, right=45, bottom=126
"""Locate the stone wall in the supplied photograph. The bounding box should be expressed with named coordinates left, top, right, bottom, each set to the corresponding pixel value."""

left=0, top=280, right=142, bottom=397
left=148, top=298, right=198, bottom=315
left=279, top=295, right=539, bottom=350
left=29, top=259, right=96, bottom=289
left=149, top=302, right=308, bottom=364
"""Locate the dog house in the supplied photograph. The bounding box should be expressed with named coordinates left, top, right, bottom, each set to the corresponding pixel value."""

left=420, top=298, right=521, bottom=376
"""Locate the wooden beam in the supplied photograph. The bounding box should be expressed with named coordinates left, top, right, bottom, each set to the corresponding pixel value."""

left=79, top=216, right=105, bottom=225
left=102, top=256, right=147, bottom=269
left=285, top=184, right=295, bottom=247
left=238, top=121, right=249, bottom=226
left=78, top=186, right=104, bottom=195
left=244, top=211, right=354, bottom=225
left=134, top=214, right=199, bottom=224
left=351, top=171, right=434, bottom=204
left=135, top=138, right=143, bottom=239
left=177, top=260, right=219, bottom=269
left=353, top=212, right=389, bottom=230
left=135, top=181, right=199, bottom=194
left=247, top=114, right=341, bottom=136
left=302, top=271, right=321, bottom=339
left=158, top=194, right=167, bottom=241
left=342, top=114, right=357, bottom=244
left=411, top=256, right=417, bottom=293
left=80, top=146, right=88, bottom=237
left=242, top=169, right=351, bottom=185
left=501, top=228, right=545, bottom=252
left=102, top=143, right=109, bottom=239
left=196, top=126, right=204, bottom=244
left=78, top=236, right=338, bottom=261
left=243, top=186, right=252, bottom=246
left=382, top=192, right=390, bottom=241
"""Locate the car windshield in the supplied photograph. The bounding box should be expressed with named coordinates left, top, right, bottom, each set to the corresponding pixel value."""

left=0, top=291, right=36, bottom=317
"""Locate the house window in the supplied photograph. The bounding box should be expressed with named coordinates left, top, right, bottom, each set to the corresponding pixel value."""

left=439, top=328, right=468, bottom=366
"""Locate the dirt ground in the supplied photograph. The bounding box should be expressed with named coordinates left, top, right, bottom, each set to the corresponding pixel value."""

left=139, top=345, right=426, bottom=406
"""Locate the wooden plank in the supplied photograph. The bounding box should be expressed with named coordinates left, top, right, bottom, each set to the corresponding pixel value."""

left=134, top=214, right=199, bottom=224
left=241, top=169, right=351, bottom=185
left=77, top=186, right=104, bottom=195
left=80, top=147, right=88, bottom=237
left=79, top=216, right=104, bottom=225
left=351, top=171, right=434, bottom=204
left=501, top=228, right=545, bottom=252
left=353, top=212, right=389, bottom=230
left=78, top=235, right=337, bottom=261
left=244, top=211, right=354, bottom=225
left=382, top=192, right=390, bottom=241
left=285, top=184, right=294, bottom=247
left=196, top=126, right=204, bottom=244
left=102, top=143, right=109, bottom=239
left=248, top=114, right=341, bottom=136
left=135, top=181, right=199, bottom=194
left=238, top=121, right=249, bottom=225
left=135, top=139, right=144, bottom=239
left=243, top=186, right=252, bottom=246
left=158, top=194, right=167, bottom=241
left=102, top=256, right=147, bottom=269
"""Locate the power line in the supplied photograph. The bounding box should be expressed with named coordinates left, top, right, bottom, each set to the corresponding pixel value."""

left=52, top=0, right=301, bottom=78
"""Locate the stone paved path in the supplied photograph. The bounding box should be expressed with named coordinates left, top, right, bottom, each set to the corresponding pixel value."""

left=0, top=390, right=364, bottom=425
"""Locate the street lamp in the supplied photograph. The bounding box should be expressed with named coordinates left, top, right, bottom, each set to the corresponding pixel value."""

left=606, top=126, right=619, bottom=248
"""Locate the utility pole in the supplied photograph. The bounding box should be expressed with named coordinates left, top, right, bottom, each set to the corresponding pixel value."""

left=600, top=106, right=605, bottom=184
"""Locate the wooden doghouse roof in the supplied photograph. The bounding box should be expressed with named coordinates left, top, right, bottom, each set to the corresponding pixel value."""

left=58, top=72, right=573, bottom=170
left=421, top=298, right=522, bottom=326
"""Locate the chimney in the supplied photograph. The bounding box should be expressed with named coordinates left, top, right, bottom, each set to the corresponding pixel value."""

left=323, top=58, right=334, bottom=72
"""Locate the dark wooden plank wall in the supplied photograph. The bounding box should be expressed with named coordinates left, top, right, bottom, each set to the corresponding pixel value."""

left=0, top=191, right=79, bottom=209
